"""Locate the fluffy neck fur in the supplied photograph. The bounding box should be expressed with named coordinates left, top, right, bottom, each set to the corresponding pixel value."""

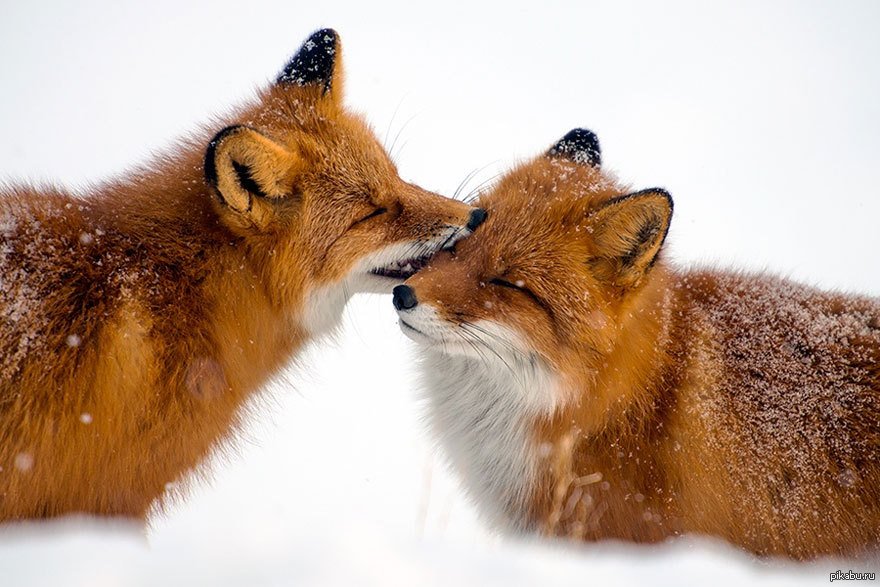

left=417, top=331, right=566, bottom=532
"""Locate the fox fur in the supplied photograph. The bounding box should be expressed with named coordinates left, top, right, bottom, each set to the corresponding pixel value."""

left=0, top=29, right=479, bottom=521
left=395, top=129, right=880, bottom=559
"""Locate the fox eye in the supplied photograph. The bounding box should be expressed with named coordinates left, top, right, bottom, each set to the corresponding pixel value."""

left=354, top=207, right=387, bottom=225
left=490, top=278, right=530, bottom=294
left=490, top=277, right=555, bottom=322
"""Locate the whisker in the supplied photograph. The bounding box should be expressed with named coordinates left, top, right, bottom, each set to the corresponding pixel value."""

left=453, top=166, right=484, bottom=201
left=465, top=171, right=503, bottom=204
left=461, top=320, right=524, bottom=357
left=392, top=138, right=411, bottom=162
left=460, top=333, right=493, bottom=369
left=458, top=323, right=527, bottom=387
left=389, top=112, right=420, bottom=163
left=383, top=96, right=407, bottom=152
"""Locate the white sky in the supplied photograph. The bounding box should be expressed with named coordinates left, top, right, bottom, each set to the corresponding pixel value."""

left=0, top=1, right=878, bottom=584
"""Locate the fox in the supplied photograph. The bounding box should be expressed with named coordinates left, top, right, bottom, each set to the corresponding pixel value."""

left=0, top=28, right=485, bottom=521
left=393, top=128, right=880, bottom=559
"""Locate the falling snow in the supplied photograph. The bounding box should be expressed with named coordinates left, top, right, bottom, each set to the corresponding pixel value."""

left=14, top=452, right=33, bottom=472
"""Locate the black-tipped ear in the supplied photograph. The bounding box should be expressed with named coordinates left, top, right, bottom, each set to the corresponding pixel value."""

left=547, top=128, right=601, bottom=167
left=276, top=28, right=339, bottom=93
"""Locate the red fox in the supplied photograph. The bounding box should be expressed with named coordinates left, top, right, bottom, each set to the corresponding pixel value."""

left=393, top=129, right=880, bottom=559
left=0, top=29, right=484, bottom=521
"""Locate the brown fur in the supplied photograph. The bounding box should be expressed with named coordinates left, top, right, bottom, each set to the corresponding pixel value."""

left=0, top=32, right=475, bottom=521
left=404, top=148, right=880, bottom=559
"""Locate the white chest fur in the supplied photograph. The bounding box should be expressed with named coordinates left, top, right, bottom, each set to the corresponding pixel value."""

left=417, top=348, right=562, bottom=532
left=301, top=280, right=352, bottom=338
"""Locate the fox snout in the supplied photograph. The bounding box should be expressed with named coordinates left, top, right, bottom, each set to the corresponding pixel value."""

left=391, top=207, right=485, bottom=310
left=465, top=209, right=488, bottom=233
left=392, top=284, right=418, bottom=310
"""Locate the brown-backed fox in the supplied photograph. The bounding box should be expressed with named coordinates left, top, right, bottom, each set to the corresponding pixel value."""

left=0, top=29, right=484, bottom=521
left=393, top=129, right=880, bottom=559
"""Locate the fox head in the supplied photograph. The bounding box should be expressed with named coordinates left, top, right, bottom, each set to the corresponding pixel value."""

left=203, top=29, right=484, bottom=335
left=393, top=129, right=672, bottom=412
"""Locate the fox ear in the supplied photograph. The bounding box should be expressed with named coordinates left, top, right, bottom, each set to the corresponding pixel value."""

left=547, top=128, right=601, bottom=167
left=276, top=28, right=342, bottom=101
left=204, top=125, right=302, bottom=232
left=588, top=189, right=672, bottom=288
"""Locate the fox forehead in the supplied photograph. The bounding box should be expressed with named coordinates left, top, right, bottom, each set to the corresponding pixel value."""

left=482, top=158, right=623, bottom=226
left=463, top=158, right=626, bottom=271
left=404, top=159, right=626, bottom=339
left=236, top=86, right=399, bottom=190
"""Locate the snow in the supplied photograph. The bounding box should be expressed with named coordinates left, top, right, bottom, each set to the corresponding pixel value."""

left=0, top=517, right=833, bottom=586
left=1, top=0, right=879, bottom=584
left=13, top=453, right=34, bottom=473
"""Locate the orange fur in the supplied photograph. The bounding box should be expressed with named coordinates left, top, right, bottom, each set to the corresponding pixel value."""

left=401, top=136, right=880, bottom=559
left=0, top=30, right=476, bottom=521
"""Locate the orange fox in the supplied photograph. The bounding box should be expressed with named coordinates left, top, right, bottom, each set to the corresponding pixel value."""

left=0, top=29, right=484, bottom=521
left=394, top=129, right=880, bottom=559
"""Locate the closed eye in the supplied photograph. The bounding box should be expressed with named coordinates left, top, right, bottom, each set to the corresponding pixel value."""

left=489, top=277, right=522, bottom=291
left=352, top=207, right=388, bottom=226
left=490, top=277, right=534, bottom=294
left=490, top=278, right=556, bottom=323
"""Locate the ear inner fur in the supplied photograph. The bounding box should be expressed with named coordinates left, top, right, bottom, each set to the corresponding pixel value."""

left=205, top=126, right=300, bottom=228
left=588, top=188, right=672, bottom=288
left=232, top=162, right=269, bottom=201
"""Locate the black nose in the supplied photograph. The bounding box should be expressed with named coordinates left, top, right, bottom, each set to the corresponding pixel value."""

left=466, top=208, right=488, bottom=232
left=392, top=285, right=418, bottom=311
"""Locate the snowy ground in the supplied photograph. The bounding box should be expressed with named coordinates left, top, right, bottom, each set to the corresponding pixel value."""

left=1, top=0, right=879, bottom=585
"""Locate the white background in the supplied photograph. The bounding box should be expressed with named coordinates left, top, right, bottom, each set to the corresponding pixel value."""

left=0, top=1, right=878, bottom=585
